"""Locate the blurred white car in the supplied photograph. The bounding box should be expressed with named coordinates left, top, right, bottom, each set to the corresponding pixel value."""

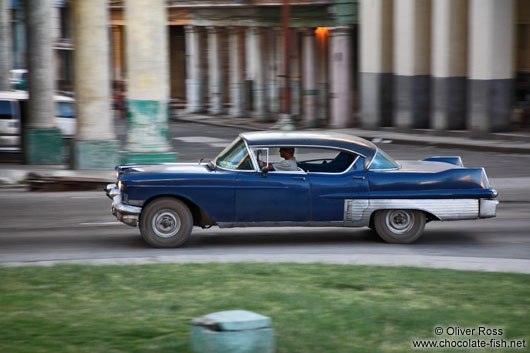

left=0, top=91, right=76, bottom=149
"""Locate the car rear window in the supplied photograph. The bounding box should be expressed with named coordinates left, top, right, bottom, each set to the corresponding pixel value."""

left=369, top=149, right=400, bottom=170
left=56, top=102, right=76, bottom=118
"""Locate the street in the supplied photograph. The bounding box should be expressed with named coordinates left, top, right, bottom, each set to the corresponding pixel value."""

left=1, top=121, right=529, bottom=271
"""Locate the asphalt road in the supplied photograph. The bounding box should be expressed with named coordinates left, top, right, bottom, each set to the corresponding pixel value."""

left=1, top=121, right=529, bottom=272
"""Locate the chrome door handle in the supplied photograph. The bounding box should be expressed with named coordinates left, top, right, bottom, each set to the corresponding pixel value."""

left=352, top=176, right=366, bottom=180
left=293, top=177, right=306, bottom=181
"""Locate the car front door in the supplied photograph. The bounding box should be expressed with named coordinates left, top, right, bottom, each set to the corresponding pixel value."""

left=234, top=170, right=310, bottom=223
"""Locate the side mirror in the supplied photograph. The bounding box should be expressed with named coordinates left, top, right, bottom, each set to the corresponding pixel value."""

left=261, top=166, right=269, bottom=177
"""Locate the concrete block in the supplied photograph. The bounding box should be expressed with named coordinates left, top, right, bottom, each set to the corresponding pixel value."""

left=71, top=140, right=120, bottom=170
left=190, top=310, right=274, bottom=353
left=24, top=129, right=63, bottom=165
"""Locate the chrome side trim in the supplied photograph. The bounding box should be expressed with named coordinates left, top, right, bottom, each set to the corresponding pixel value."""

left=344, top=199, right=369, bottom=221
left=217, top=221, right=345, bottom=228
left=479, top=199, right=499, bottom=218
left=344, top=199, right=481, bottom=225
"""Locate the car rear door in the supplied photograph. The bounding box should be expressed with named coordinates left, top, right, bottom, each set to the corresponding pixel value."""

left=307, top=156, right=369, bottom=223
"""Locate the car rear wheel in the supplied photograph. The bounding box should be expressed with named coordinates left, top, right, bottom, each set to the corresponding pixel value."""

left=139, top=198, right=193, bottom=248
left=373, top=209, right=426, bottom=244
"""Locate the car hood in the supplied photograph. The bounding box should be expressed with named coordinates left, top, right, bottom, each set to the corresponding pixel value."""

left=118, top=163, right=215, bottom=181
left=121, top=163, right=211, bottom=174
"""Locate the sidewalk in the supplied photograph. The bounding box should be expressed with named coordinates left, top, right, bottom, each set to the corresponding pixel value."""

left=176, top=114, right=530, bottom=154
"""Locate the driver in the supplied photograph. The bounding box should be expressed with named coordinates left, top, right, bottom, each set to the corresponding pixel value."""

left=266, top=147, right=298, bottom=171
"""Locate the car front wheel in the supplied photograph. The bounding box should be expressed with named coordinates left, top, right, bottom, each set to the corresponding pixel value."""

left=373, top=209, right=426, bottom=244
left=139, top=198, right=193, bottom=248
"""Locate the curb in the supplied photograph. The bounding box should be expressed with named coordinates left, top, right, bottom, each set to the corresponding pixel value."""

left=2, top=254, right=529, bottom=274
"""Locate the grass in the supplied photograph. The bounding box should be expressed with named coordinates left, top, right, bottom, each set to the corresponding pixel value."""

left=0, top=263, right=528, bottom=353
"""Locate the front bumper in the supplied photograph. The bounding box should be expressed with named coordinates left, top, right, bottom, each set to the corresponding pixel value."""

left=105, top=183, right=142, bottom=227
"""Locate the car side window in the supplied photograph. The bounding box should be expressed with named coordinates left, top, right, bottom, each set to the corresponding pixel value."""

left=296, top=148, right=359, bottom=173
left=0, top=101, right=13, bottom=120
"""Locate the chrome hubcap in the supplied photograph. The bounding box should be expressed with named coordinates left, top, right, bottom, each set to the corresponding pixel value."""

left=385, top=210, right=414, bottom=235
left=152, top=210, right=181, bottom=238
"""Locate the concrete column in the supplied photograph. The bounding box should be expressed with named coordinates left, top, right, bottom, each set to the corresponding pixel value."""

left=71, top=0, right=119, bottom=169
left=0, top=0, right=11, bottom=90
left=111, top=26, right=124, bottom=82
left=301, top=28, right=318, bottom=127
left=315, top=27, right=329, bottom=125
left=468, top=0, right=515, bottom=133
left=249, top=27, right=267, bottom=120
left=207, top=26, right=224, bottom=115
left=359, top=0, right=393, bottom=128
left=266, top=28, right=280, bottom=117
left=329, top=26, right=353, bottom=128
left=431, top=0, right=468, bottom=130
left=393, top=0, right=431, bottom=129
left=274, top=27, right=284, bottom=117
left=185, top=25, right=204, bottom=113
left=123, top=0, right=176, bottom=163
left=245, top=27, right=253, bottom=113
left=51, top=5, right=61, bottom=40
left=290, top=30, right=301, bottom=118
left=228, top=27, right=245, bottom=118
left=51, top=4, right=61, bottom=90
left=12, top=6, right=25, bottom=70
left=24, top=0, right=62, bottom=164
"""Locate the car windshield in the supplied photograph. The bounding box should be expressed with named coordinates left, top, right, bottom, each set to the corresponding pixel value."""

left=369, top=148, right=400, bottom=169
left=214, top=137, right=253, bottom=170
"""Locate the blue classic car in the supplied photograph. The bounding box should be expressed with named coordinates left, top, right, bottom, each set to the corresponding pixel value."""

left=105, top=131, right=498, bottom=247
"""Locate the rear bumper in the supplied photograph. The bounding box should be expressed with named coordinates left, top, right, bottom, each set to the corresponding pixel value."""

left=479, top=199, right=499, bottom=218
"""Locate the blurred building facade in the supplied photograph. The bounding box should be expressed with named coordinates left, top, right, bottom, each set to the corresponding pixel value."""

left=109, top=0, right=530, bottom=132
left=106, top=0, right=358, bottom=129
left=3, top=0, right=530, bottom=136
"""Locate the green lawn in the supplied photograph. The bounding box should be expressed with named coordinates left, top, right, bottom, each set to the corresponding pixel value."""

left=0, top=263, right=528, bottom=353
